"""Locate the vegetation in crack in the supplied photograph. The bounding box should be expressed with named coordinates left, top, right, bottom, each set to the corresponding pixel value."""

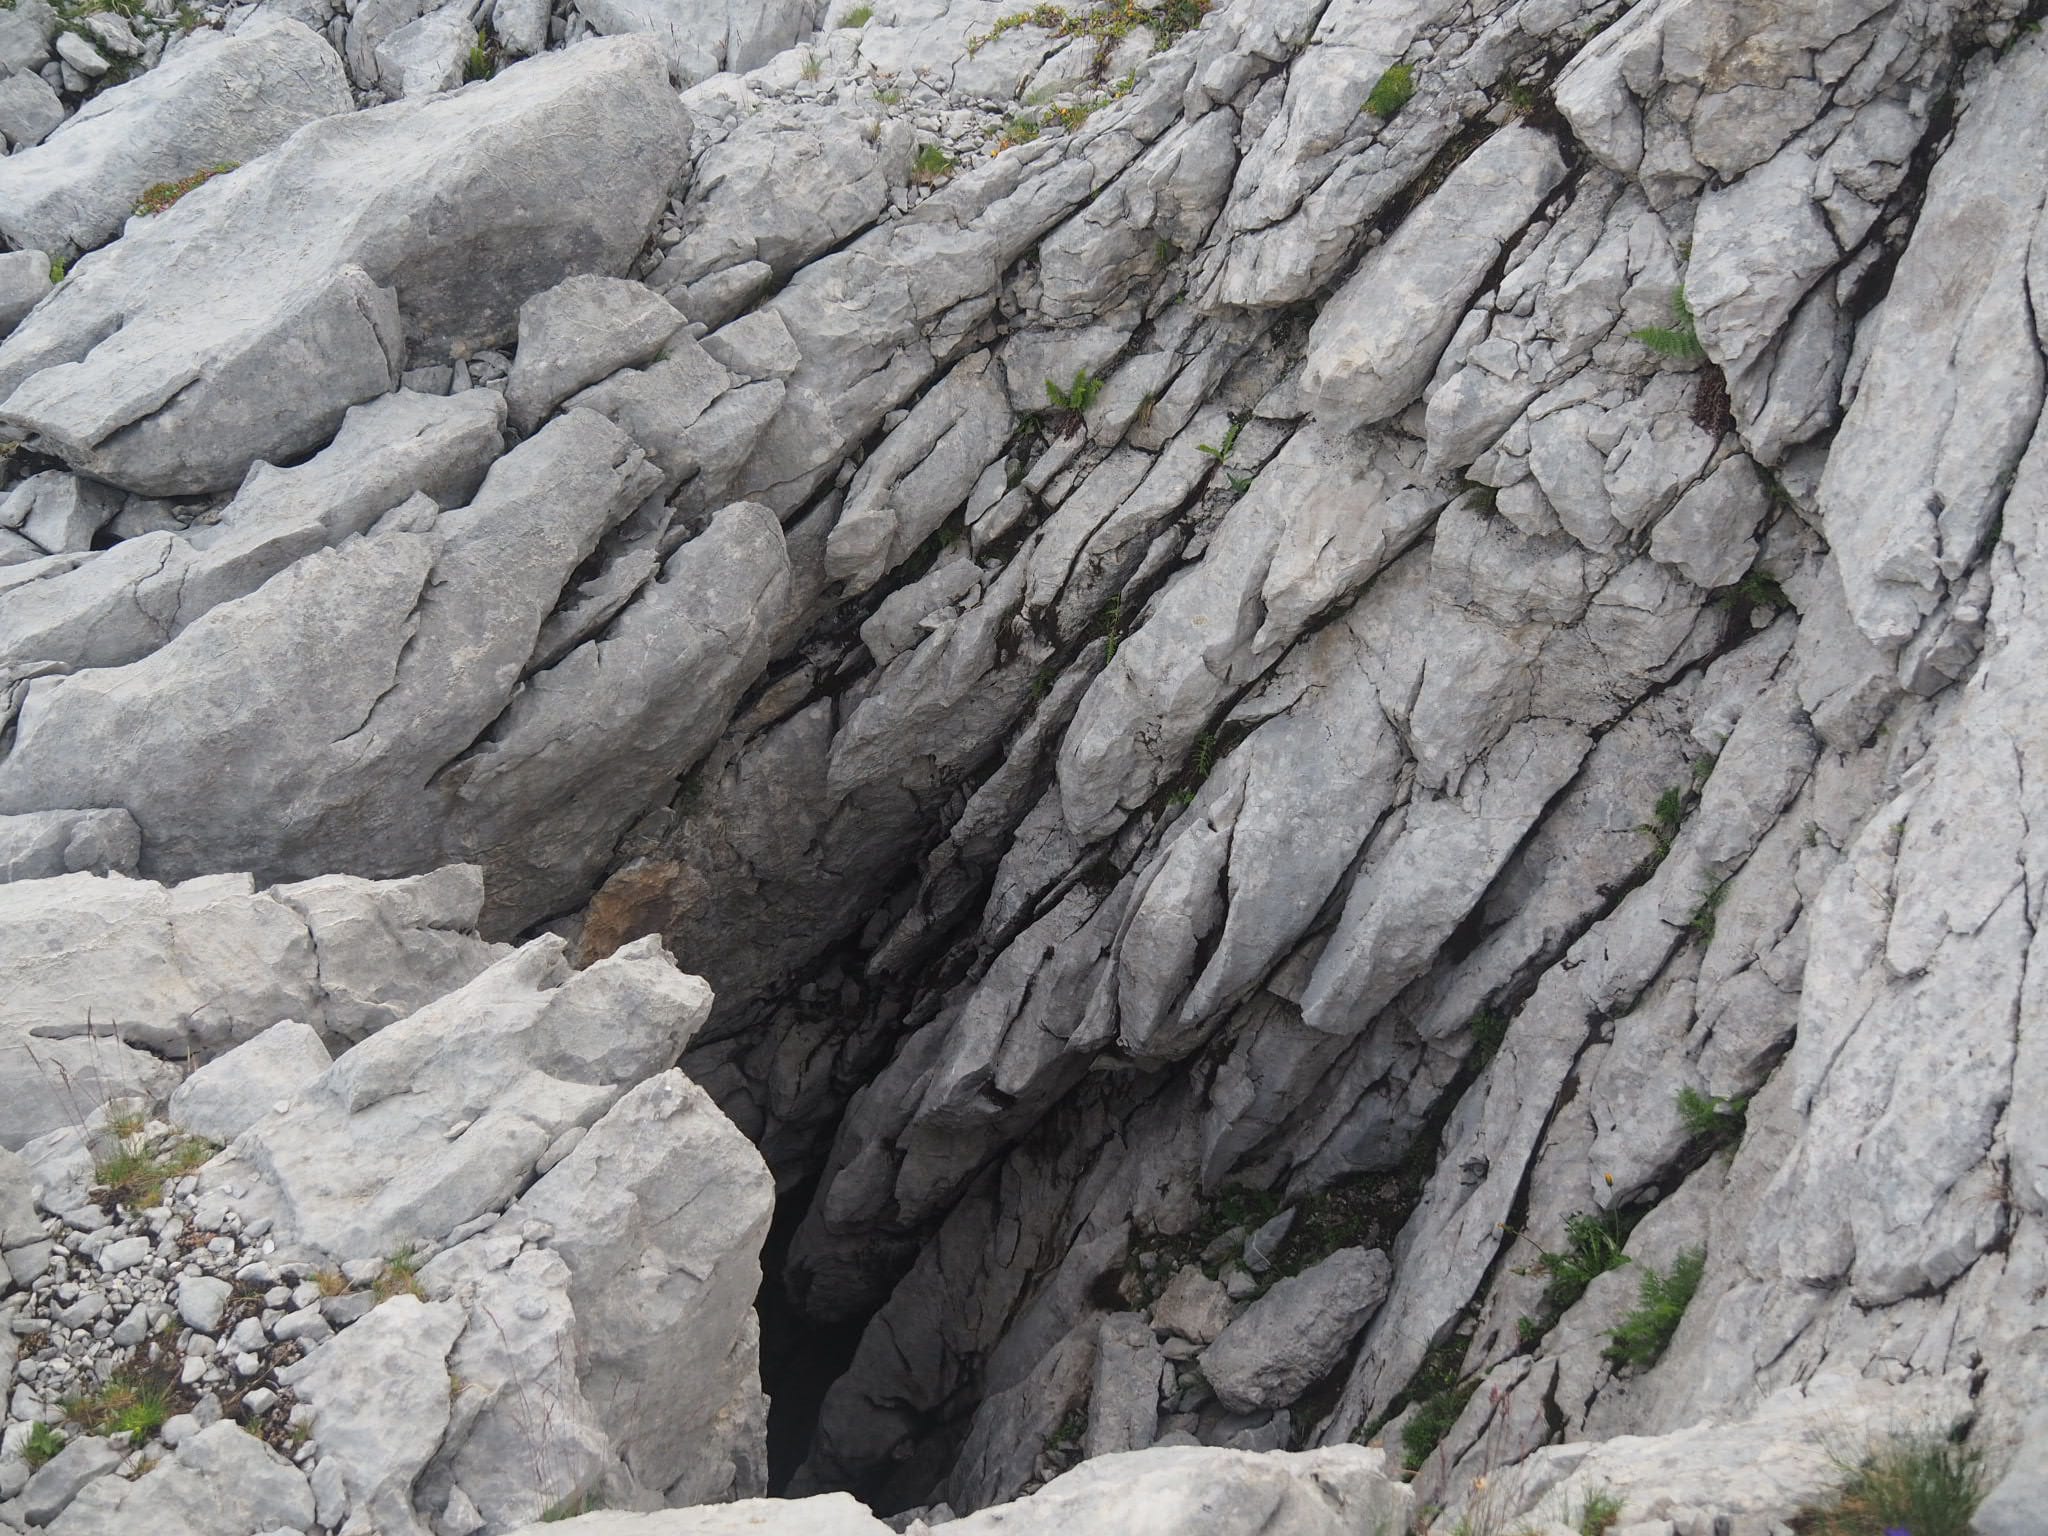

left=1603, top=1246, right=1705, bottom=1368
left=967, top=0, right=1214, bottom=74
left=1797, top=1433, right=1990, bottom=1536
left=1674, top=1085, right=1747, bottom=1153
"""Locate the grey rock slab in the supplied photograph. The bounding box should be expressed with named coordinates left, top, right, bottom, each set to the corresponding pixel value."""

left=0, top=389, right=507, bottom=682
left=0, top=18, right=350, bottom=260
left=19, top=1436, right=122, bottom=1524
left=0, top=74, right=61, bottom=155
left=0, top=35, right=689, bottom=495
left=0, top=866, right=500, bottom=1148
left=6, top=471, right=119, bottom=555
left=175, top=1274, right=232, bottom=1332
left=167, top=1020, right=332, bottom=1143
left=1303, top=124, right=1567, bottom=428
left=0, top=3, right=55, bottom=75
left=0, top=808, right=138, bottom=879
left=1648, top=456, right=1767, bottom=591
left=504, top=273, right=685, bottom=434
left=52, top=30, right=106, bottom=75
left=280, top=1297, right=462, bottom=1536
left=372, top=3, right=474, bottom=98
left=1200, top=1248, right=1391, bottom=1414
left=1150, top=1265, right=1232, bottom=1346
left=1084, top=1312, right=1162, bottom=1458
left=572, top=0, right=811, bottom=83
left=492, top=0, right=548, bottom=55
left=1817, top=33, right=2048, bottom=653
left=500, top=1493, right=894, bottom=1535
left=512, top=1067, right=774, bottom=1504
left=208, top=935, right=711, bottom=1258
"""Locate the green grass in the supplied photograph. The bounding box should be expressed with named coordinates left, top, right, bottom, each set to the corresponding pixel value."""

left=375, top=1244, right=425, bottom=1302
left=1397, top=1335, right=1477, bottom=1471
left=93, top=1136, right=217, bottom=1209
left=1003, top=112, right=1040, bottom=143
left=1196, top=418, right=1243, bottom=464
left=1630, top=288, right=1705, bottom=361
left=1675, top=1086, right=1747, bottom=1151
left=799, top=47, right=822, bottom=80
left=967, top=0, right=1212, bottom=70
left=1535, top=1209, right=1631, bottom=1316
left=1363, top=62, right=1416, bottom=118
left=1045, top=1407, right=1086, bottom=1452
left=62, top=1368, right=176, bottom=1440
left=1469, top=1008, right=1508, bottom=1065
left=1687, top=880, right=1728, bottom=943
left=1578, top=1487, right=1626, bottom=1535
left=24, top=1422, right=65, bottom=1469
left=1604, top=1247, right=1704, bottom=1368
left=540, top=1493, right=605, bottom=1521
left=1800, top=1435, right=1988, bottom=1536
left=842, top=3, right=874, bottom=22
left=463, top=31, right=494, bottom=81
left=874, top=85, right=903, bottom=104
left=910, top=142, right=954, bottom=183
left=132, top=164, right=237, bottom=218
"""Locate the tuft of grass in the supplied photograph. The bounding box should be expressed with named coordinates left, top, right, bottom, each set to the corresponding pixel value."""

left=540, top=1493, right=605, bottom=1521
left=842, top=2, right=874, bottom=22
left=1604, top=1247, right=1704, bottom=1368
left=1578, top=1487, right=1626, bottom=1536
left=314, top=1268, right=350, bottom=1298
left=133, top=163, right=237, bottom=218
left=1801, top=1435, right=1988, bottom=1536
left=967, top=0, right=1212, bottom=71
left=1002, top=112, right=1040, bottom=144
left=93, top=1135, right=217, bottom=1209
left=1363, top=61, right=1416, bottom=118
left=874, top=84, right=902, bottom=104
left=1630, top=288, right=1705, bottom=361
left=910, top=142, right=954, bottom=183
left=1674, top=1086, right=1746, bottom=1151
left=375, top=1245, right=425, bottom=1302
left=24, top=1422, right=65, bottom=1468
left=63, top=1366, right=176, bottom=1440
left=799, top=47, right=822, bottom=80
left=48, top=256, right=67, bottom=282
left=1469, top=1008, right=1508, bottom=1065
left=1715, top=568, right=1788, bottom=611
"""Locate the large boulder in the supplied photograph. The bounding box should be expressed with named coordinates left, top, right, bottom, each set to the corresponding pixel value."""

left=0, top=35, right=690, bottom=495
left=1199, top=1248, right=1392, bottom=1413
left=0, top=16, right=351, bottom=260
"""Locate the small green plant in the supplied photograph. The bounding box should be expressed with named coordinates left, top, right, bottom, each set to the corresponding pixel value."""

left=24, top=1422, right=65, bottom=1469
left=1577, top=1487, right=1626, bottom=1536
left=48, top=256, right=66, bottom=282
left=463, top=29, right=494, bottom=81
left=1640, top=785, right=1687, bottom=862
left=1045, top=368, right=1104, bottom=413
left=1604, top=1247, right=1704, bottom=1368
left=1196, top=417, right=1243, bottom=464
left=874, top=84, right=903, bottom=104
left=1397, top=1335, right=1477, bottom=1471
left=1192, top=731, right=1218, bottom=779
left=1630, top=288, right=1705, bottom=361
left=842, top=2, right=874, bottom=22
left=1687, top=880, right=1727, bottom=943
left=376, top=1244, right=425, bottom=1302
left=967, top=0, right=1212, bottom=69
left=1003, top=112, right=1040, bottom=143
left=1675, top=1086, right=1747, bottom=1150
left=133, top=163, right=237, bottom=217
left=910, top=142, right=955, bottom=183
left=1515, top=1314, right=1545, bottom=1349
left=1533, top=1210, right=1630, bottom=1316
left=1363, top=61, right=1416, bottom=118
left=1045, top=1407, right=1086, bottom=1453
left=540, top=1492, right=606, bottom=1521
left=1098, top=592, right=1125, bottom=661
left=1800, top=1434, right=1988, bottom=1536
left=799, top=47, right=823, bottom=80
left=1716, top=568, right=1788, bottom=610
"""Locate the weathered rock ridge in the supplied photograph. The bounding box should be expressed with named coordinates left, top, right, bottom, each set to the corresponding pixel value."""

left=0, top=0, right=2043, bottom=1532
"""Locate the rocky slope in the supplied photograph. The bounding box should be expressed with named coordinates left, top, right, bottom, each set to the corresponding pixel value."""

left=0, top=0, right=2043, bottom=1531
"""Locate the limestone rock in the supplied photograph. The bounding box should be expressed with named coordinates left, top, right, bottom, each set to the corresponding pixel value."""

left=0, top=808, right=138, bottom=879
left=167, top=1020, right=333, bottom=1143
left=505, top=274, right=686, bottom=434
left=1085, top=1313, right=1162, bottom=1458
left=0, top=36, right=689, bottom=495
left=1200, top=1249, right=1391, bottom=1414
left=0, top=18, right=351, bottom=260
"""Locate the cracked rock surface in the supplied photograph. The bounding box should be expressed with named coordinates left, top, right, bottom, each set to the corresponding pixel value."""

left=0, top=0, right=2044, bottom=1532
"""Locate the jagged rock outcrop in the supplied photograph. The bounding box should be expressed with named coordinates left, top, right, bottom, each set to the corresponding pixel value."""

left=0, top=1, right=2043, bottom=1533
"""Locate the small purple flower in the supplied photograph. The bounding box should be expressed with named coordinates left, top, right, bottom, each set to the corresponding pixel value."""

left=1883, top=1527, right=1910, bottom=1536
